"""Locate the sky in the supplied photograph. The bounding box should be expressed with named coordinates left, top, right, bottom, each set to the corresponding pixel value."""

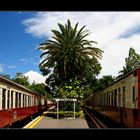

left=1, top=11, right=140, bottom=84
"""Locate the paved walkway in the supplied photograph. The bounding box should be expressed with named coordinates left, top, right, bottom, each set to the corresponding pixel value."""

left=23, top=107, right=89, bottom=129
left=33, top=116, right=89, bottom=128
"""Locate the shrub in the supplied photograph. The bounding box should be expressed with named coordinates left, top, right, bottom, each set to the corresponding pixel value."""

left=55, top=110, right=84, bottom=118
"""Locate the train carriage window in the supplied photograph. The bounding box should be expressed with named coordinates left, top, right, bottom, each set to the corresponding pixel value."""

left=26, top=95, right=28, bottom=107
left=23, top=94, right=25, bottom=107
left=99, top=95, right=100, bottom=105
left=106, top=93, right=108, bottom=106
left=114, top=89, right=117, bottom=107
left=7, top=90, right=10, bottom=109
left=15, top=92, right=18, bottom=108
left=123, top=86, right=125, bottom=107
left=123, top=86, right=125, bottom=92
left=11, top=91, right=13, bottom=108
left=33, top=96, right=34, bottom=106
left=25, top=95, right=27, bottom=107
left=133, top=70, right=137, bottom=77
left=118, top=88, right=121, bottom=107
left=28, top=95, right=30, bottom=106
left=105, top=93, right=107, bottom=106
left=22, top=94, right=24, bottom=107
left=102, top=94, right=104, bottom=106
left=2, top=89, right=6, bottom=109
left=109, top=94, right=110, bottom=107
left=107, top=92, right=109, bottom=106
left=133, top=86, right=135, bottom=102
left=19, top=93, right=21, bottom=107
left=29, top=96, right=31, bottom=106
left=104, top=93, right=106, bottom=106
left=111, top=91, right=113, bottom=107
left=30, top=96, right=31, bottom=106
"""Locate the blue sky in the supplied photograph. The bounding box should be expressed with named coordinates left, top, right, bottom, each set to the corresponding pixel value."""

left=0, top=12, right=45, bottom=82
left=1, top=12, right=140, bottom=83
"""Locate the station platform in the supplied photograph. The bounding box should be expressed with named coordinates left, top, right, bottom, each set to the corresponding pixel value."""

left=23, top=112, right=89, bottom=128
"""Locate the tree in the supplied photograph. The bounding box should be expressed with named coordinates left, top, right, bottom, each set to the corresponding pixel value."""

left=83, top=75, right=115, bottom=98
left=38, top=19, right=103, bottom=91
left=0, top=74, right=11, bottom=79
left=57, top=78, right=84, bottom=99
left=98, top=75, right=115, bottom=87
left=119, top=47, right=140, bottom=76
left=29, top=83, right=53, bottom=99
left=13, top=73, right=30, bottom=88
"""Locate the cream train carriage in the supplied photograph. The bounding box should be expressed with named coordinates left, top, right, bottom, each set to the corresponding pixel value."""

left=0, top=76, right=47, bottom=128
left=83, top=66, right=140, bottom=128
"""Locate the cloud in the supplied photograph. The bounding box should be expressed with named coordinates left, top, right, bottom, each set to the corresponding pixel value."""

left=20, top=58, right=39, bottom=66
left=24, top=70, right=46, bottom=84
left=0, top=63, right=16, bottom=73
left=23, top=12, right=140, bottom=77
left=20, top=58, right=29, bottom=63
left=0, top=63, right=6, bottom=67
left=8, top=66, right=16, bottom=69
left=0, top=63, right=6, bottom=72
left=0, top=66, right=3, bottom=72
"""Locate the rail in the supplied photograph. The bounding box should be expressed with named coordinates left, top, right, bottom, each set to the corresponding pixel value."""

left=83, top=108, right=108, bottom=128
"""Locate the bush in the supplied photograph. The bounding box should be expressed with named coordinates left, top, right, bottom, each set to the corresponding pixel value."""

left=58, top=101, right=81, bottom=112
left=55, top=110, right=84, bottom=118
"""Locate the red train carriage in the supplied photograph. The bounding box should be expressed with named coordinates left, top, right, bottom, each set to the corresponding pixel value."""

left=0, top=76, right=47, bottom=128
left=83, top=65, right=140, bottom=128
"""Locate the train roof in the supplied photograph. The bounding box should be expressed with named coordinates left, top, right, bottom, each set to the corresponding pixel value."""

left=0, top=76, right=41, bottom=96
left=101, top=65, right=139, bottom=90
left=86, top=65, right=140, bottom=100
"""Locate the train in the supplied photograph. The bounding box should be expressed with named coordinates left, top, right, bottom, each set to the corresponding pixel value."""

left=83, top=65, right=140, bottom=128
left=0, top=76, right=47, bottom=128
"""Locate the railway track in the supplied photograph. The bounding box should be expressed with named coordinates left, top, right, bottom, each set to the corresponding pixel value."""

left=83, top=108, right=108, bottom=128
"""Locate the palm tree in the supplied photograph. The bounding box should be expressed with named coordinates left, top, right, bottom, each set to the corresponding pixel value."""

left=38, top=19, right=103, bottom=88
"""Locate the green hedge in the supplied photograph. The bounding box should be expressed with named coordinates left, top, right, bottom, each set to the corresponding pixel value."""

left=55, top=110, right=84, bottom=118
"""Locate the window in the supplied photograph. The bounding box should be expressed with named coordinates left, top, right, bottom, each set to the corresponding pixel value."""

left=122, top=86, right=125, bottom=107
left=118, top=88, right=121, bottom=107
left=107, top=92, right=109, bottom=106
left=111, top=91, right=113, bottom=106
left=133, top=86, right=135, bottom=102
left=7, top=90, right=10, bottom=109
left=22, top=94, right=24, bottom=107
left=2, top=89, right=6, bottom=109
left=19, top=93, right=21, bottom=107
left=109, top=94, right=110, bottom=106
left=24, top=95, right=27, bottom=107
left=15, top=92, right=18, bottom=108
left=11, top=91, right=13, bottom=108
left=123, top=86, right=125, bottom=93
left=114, top=89, right=117, bottom=107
